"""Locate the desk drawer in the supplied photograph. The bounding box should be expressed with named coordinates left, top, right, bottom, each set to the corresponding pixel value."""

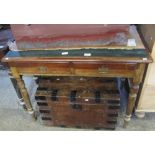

left=73, top=63, right=136, bottom=77
left=16, top=62, right=136, bottom=77
left=17, top=63, right=71, bottom=75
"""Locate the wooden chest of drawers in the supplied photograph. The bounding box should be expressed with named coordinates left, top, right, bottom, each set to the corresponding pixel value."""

left=35, top=77, right=120, bottom=129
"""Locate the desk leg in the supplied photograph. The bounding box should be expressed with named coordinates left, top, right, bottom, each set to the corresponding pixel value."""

left=123, top=64, right=145, bottom=128
left=123, top=79, right=140, bottom=128
left=8, top=71, right=27, bottom=110
left=10, top=67, right=36, bottom=120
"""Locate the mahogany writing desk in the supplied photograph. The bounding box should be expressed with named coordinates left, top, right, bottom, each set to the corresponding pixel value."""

left=2, top=27, right=152, bottom=128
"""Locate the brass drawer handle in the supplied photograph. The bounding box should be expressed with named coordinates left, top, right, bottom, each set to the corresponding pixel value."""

left=98, top=66, right=109, bottom=73
left=39, top=66, right=47, bottom=73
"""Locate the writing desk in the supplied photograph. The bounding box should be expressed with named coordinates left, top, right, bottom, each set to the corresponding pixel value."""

left=2, top=27, right=152, bottom=128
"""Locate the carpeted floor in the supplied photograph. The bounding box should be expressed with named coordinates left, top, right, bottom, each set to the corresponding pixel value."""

left=0, top=69, right=155, bottom=131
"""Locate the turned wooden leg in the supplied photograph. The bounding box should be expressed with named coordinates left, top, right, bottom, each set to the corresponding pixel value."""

left=123, top=79, right=140, bottom=128
left=8, top=71, right=27, bottom=110
left=10, top=67, right=36, bottom=120
left=123, top=64, right=146, bottom=128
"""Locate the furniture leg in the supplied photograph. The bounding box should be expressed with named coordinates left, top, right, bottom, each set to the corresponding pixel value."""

left=8, top=70, right=27, bottom=109
left=124, top=64, right=146, bottom=128
left=123, top=79, right=140, bottom=128
left=10, top=67, right=36, bottom=120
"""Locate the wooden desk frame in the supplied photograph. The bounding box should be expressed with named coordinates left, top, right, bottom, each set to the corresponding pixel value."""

left=3, top=49, right=152, bottom=128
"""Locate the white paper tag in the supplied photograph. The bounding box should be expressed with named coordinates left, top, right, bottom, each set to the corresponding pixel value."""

left=61, top=52, right=68, bottom=55
left=127, top=39, right=136, bottom=47
left=84, top=53, right=91, bottom=56
left=143, top=58, right=147, bottom=61
left=0, top=45, right=4, bottom=49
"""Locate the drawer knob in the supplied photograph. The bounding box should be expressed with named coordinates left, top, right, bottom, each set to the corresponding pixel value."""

left=39, top=66, right=47, bottom=73
left=98, top=66, right=109, bottom=73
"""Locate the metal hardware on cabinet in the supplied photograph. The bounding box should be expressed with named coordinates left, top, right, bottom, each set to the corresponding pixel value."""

left=39, top=66, right=47, bottom=73
left=98, top=66, right=109, bottom=73
left=69, top=62, right=75, bottom=74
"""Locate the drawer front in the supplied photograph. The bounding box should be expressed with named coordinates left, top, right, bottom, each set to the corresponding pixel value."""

left=73, top=62, right=136, bottom=77
left=16, top=62, right=136, bottom=77
left=17, top=63, right=71, bottom=75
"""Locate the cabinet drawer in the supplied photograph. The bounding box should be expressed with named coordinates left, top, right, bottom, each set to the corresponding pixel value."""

left=73, top=63, right=136, bottom=77
left=17, top=63, right=71, bottom=75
